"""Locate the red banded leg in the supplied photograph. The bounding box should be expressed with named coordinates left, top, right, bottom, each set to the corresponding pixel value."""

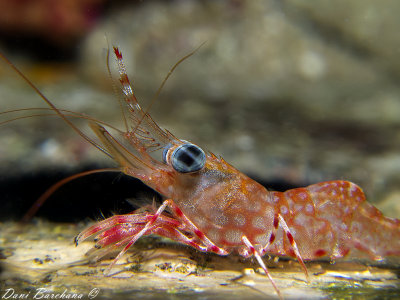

left=102, top=199, right=175, bottom=273
left=258, top=214, right=308, bottom=281
left=79, top=213, right=211, bottom=253
left=151, top=226, right=211, bottom=252
left=166, top=200, right=228, bottom=256
left=277, top=214, right=309, bottom=280
left=88, top=224, right=154, bottom=263
left=78, top=199, right=229, bottom=274
left=95, top=222, right=215, bottom=262
left=259, top=213, right=280, bottom=257
left=241, top=236, right=283, bottom=300
left=81, top=220, right=211, bottom=263
left=75, top=213, right=180, bottom=245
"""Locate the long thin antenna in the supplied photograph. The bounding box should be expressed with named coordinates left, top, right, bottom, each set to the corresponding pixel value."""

left=0, top=107, right=123, bottom=133
left=0, top=52, right=113, bottom=159
left=133, top=42, right=206, bottom=134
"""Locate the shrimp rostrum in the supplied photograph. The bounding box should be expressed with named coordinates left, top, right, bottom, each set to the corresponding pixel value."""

left=4, top=47, right=400, bottom=299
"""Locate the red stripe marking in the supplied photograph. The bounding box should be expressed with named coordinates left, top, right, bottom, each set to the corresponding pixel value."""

left=210, top=245, right=220, bottom=253
left=194, top=229, right=205, bottom=239
left=314, top=249, right=327, bottom=257
left=287, top=248, right=295, bottom=257
left=273, top=215, right=279, bottom=228
left=269, top=233, right=276, bottom=244
left=113, top=47, right=122, bottom=59
left=339, top=248, right=350, bottom=257
left=287, top=232, right=294, bottom=245
left=174, top=207, right=184, bottom=217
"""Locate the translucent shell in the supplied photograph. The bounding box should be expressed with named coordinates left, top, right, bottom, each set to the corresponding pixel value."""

left=163, top=143, right=206, bottom=173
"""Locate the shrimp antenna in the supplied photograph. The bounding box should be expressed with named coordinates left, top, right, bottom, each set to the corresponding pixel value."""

left=0, top=52, right=113, bottom=159
left=133, top=42, right=206, bottom=134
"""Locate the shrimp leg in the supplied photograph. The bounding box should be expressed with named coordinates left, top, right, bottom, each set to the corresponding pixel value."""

left=78, top=199, right=230, bottom=274
left=241, top=236, right=283, bottom=300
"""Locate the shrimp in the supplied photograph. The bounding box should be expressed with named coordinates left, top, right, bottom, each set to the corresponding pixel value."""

left=2, top=47, right=400, bottom=299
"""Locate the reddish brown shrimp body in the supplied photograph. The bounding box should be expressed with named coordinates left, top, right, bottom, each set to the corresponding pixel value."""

left=3, top=47, right=400, bottom=299
left=74, top=48, right=400, bottom=298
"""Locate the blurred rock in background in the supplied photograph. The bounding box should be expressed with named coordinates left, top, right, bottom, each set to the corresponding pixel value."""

left=1, top=0, right=400, bottom=220
left=0, top=0, right=108, bottom=60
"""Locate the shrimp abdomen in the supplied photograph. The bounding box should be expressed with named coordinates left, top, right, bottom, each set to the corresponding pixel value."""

left=274, top=180, right=400, bottom=260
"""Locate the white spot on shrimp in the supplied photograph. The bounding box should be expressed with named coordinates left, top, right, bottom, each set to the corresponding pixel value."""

left=193, top=216, right=206, bottom=228
left=280, top=205, right=288, bottom=215
left=225, top=229, right=243, bottom=244
left=264, top=207, right=274, bottom=221
left=298, top=192, right=307, bottom=200
left=207, top=229, right=220, bottom=242
left=229, top=202, right=242, bottom=210
left=305, top=203, right=314, bottom=214
left=331, top=190, right=337, bottom=196
left=247, top=201, right=262, bottom=212
left=262, top=193, right=273, bottom=204
left=340, top=223, right=348, bottom=231
left=326, top=231, right=334, bottom=242
left=349, top=183, right=358, bottom=196
left=254, top=234, right=268, bottom=245
left=294, top=214, right=308, bottom=227
left=294, top=203, right=303, bottom=212
left=234, top=214, right=246, bottom=227
left=252, top=216, right=265, bottom=229
left=215, top=214, right=229, bottom=226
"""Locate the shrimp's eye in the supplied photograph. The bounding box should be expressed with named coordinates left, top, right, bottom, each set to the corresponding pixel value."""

left=162, top=143, right=172, bottom=163
left=169, top=143, right=206, bottom=173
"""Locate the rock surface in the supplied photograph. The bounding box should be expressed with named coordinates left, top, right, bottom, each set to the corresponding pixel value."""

left=1, top=0, right=400, bottom=212
left=1, top=221, right=399, bottom=299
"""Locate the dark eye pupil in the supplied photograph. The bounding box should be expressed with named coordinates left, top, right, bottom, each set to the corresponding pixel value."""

left=171, top=144, right=206, bottom=173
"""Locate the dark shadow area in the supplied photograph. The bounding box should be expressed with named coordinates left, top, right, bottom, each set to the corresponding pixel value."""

left=0, top=166, right=302, bottom=223
left=0, top=32, right=80, bottom=62
left=0, top=165, right=162, bottom=222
